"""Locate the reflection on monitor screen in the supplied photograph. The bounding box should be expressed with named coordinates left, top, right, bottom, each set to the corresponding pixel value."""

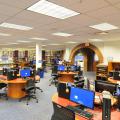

left=70, top=87, right=95, bottom=109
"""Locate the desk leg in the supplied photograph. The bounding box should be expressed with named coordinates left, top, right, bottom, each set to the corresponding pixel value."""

left=7, top=83, right=26, bottom=99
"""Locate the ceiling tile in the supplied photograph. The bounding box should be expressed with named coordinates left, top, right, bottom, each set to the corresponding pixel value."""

left=0, top=0, right=39, bottom=9
left=86, top=6, right=120, bottom=20
left=0, top=3, right=22, bottom=17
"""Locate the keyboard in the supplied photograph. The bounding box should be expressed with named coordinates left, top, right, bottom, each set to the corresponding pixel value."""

left=66, top=105, right=93, bottom=119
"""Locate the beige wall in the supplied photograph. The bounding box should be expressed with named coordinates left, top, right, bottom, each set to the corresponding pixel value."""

left=64, top=41, right=120, bottom=65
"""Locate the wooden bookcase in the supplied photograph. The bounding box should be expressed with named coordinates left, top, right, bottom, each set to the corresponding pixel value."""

left=96, top=64, right=108, bottom=80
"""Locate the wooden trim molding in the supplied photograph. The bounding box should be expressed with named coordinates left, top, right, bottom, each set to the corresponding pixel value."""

left=70, top=43, right=103, bottom=64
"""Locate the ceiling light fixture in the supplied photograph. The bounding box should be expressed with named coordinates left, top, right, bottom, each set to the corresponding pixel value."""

left=89, top=23, right=118, bottom=31
left=0, top=32, right=11, bottom=36
left=65, top=41, right=78, bottom=44
left=49, top=43, right=61, bottom=46
left=17, top=40, right=32, bottom=43
left=90, top=39, right=103, bottom=42
left=27, top=0, right=80, bottom=19
left=52, top=32, right=73, bottom=37
left=0, top=23, right=33, bottom=30
left=31, top=37, right=48, bottom=40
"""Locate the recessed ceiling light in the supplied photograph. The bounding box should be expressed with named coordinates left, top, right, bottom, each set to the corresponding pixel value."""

left=90, top=39, right=103, bottom=42
left=42, top=45, right=46, bottom=46
left=27, top=0, right=80, bottom=19
left=0, top=32, right=11, bottom=36
left=89, top=23, right=118, bottom=31
left=17, top=40, right=32, bottom=43
left=0, top=23, right=33, bottom=30
left=8, top=43, right=19, bottom=45
left=31, top=37, right=47, bottom=40
left=65, top=41, right=78, bottom=44
left=52, top=32, right=73, bottom=37
left=49, top=43, right=61, bottom=46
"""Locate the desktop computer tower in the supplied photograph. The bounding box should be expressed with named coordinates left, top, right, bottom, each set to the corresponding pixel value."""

left=3, top=68, right=8, bottom=76
left=57, top=82, right=71, bottom=99
left=113, top=71, right=120, bottom=80
left=30, top=69, right=36, bottom=77
left=102, top=98, right=111, bottom=120
left=7, top=70, right=18, bottom=80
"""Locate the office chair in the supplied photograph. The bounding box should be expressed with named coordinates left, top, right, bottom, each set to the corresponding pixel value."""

left=34, top=75, right=43, bottom=93
left=74, top=75, right=84, bottom=88
left=0, top=83, right=8, bottom=100
left=51, top=102, right=75, bottom=120
left=19, top=79, right=38, bottom=105
left=49, top=73, right=60, bottom=86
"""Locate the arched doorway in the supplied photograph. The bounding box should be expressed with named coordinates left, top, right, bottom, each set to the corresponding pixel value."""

left=70, top=43, right=103, bottom=71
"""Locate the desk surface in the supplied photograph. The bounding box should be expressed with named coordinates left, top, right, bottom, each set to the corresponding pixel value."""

left=52, top=93, right=120, bottom=120
left=58, top=71, right=78, bottom=75
left=108, top=77, right=120, bottom=84
left=0, top=75, right=26, bottom=83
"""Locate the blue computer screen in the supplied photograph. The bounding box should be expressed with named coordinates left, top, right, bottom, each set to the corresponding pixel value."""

left=58, top=65, right=65, bottom=71
left=20, top=69, right=30, bottom=77
left=70, top=87, right=95, bottom=109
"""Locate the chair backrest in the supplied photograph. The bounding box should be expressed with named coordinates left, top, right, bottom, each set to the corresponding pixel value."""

left=35, top=75, right=40, bottom=82
left=26, top=79, right=35, bottom=88
left=52, top=102, right=75, bottom=120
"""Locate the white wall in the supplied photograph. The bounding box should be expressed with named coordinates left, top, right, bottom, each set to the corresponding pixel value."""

left=94, top=41, right=120, bottom=64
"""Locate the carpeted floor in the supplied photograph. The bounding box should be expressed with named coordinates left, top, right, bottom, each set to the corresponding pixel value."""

left=0, top=71, right=57, bottom=120
left=0, top=71, right=97, bottom=120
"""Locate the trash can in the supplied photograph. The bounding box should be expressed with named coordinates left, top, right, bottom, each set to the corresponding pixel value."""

left=37, top=68, right=44, bottom=78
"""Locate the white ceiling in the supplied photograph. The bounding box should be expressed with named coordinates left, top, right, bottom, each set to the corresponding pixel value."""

left=0, top=0, right=120, bottom=49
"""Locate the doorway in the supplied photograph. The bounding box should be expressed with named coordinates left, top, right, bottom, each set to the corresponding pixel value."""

left=70, top=43, right=103, bottom=72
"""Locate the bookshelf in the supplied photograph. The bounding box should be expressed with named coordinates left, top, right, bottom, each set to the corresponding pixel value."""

left=108, top=62, right=120, bottom=72
left=96, top=64, right=108, bottom=81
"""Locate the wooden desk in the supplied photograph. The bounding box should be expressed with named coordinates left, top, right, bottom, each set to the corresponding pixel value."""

left=108, top=77, right=120, bottom=84
left=52, top=93, right=120, bottom=120
left=0, top=75, right=26, bottom=99
left=58, top=71, right=78, bottom=83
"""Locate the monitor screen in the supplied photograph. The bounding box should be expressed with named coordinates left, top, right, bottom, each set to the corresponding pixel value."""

left=58, top=65, right=65, bottom=71
left=70, top=87, right=95, bottom=109
left=70, top=65, right=76, bottom=71
left=95, top=80, right=117, bottom=94
left=20, top=69, right=30, bottom=77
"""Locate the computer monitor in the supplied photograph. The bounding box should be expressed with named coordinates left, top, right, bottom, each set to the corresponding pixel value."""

left=70, top=65, right=76, bottom=71
left=20, top=69, right=30, bottom=78
left=95, top=80, right=117, bottom=94
left=57, top=65, right=65, bottom=71
left=70, top=87, right=95, bottom=109
left=7, top=69, right=18, bottom=80
left=113, top=71, right=120, bottom=80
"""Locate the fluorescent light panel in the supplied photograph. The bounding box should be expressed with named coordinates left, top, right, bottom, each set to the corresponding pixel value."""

left=65, top=41, right=77, bottom=44
left=27, top=0, right=80, bottom=19
left=53, top=32, right=73, bottom=37
left=49, top=43, right=60, bottom=46
left=17, top=40, right=32, bottom=43
left=89, top=23, right=118, bottom=31
left=0, top=23, right=32, bottom=30
left=31, top=37, right=47, bottom=40
left=90, top=39, right=103, bottom=42
left=0, top=32, right=11, bottom=36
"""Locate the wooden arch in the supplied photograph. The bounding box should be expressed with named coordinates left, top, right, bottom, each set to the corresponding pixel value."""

left=70, top=43, right=103, bottom=63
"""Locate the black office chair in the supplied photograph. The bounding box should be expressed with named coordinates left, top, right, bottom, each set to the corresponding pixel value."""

left=0, top=83, right=8, bottom=100
left=74, top=75, right=84, bottom=88
left=51, top=102, right=75, bottom=120
left=49, top=73, right=60, bottom=86
left=19, top=79, right=38, bottom=105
